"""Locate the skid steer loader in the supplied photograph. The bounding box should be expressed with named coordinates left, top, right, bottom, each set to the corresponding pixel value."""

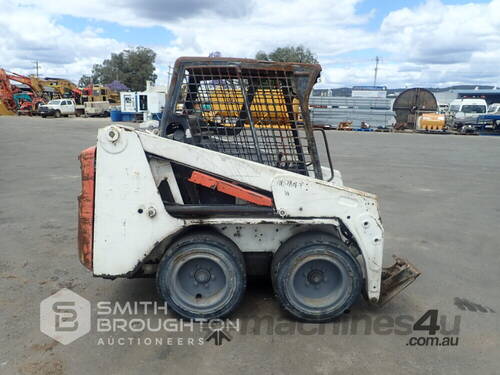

left=78, top=57, right=420, bottom=322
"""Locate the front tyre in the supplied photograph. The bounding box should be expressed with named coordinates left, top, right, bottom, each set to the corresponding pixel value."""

left=156, top=231, right=246, bottom=320
left=271, top=232, right=362, bottom=322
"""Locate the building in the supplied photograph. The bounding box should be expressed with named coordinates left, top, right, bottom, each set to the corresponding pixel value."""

left=351, top=86, right=387, bottom=98
left=455, top=89, right=500, bottom=105
left=309, top=86, right=394, bottom=128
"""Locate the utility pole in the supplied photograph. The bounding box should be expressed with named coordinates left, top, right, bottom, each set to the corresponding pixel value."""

left=373, top=56, right=380, bottom=86
left=167, top=65, right=173, bottom=87
left=33, top=61, right=40, bottom=78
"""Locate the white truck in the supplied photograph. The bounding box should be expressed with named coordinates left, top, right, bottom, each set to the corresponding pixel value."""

left=447, top=98, right=488, bottom=128
left=78, top=58, right=420, bottom=322
left=39, top=98, right=84, bottom=118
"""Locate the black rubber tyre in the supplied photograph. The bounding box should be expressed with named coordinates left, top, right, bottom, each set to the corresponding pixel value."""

left=271, top=232, right=362, bottom=322
left=54, top=110, right=61, bottom=118
left=157, top=230, right=246, bottom=320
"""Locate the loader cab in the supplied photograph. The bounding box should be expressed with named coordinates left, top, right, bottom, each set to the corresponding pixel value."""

left=160, top=57, right=332, bottom=182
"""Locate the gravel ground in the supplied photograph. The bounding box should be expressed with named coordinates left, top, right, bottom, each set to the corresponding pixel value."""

left=0, top=116, right=498, bottom=375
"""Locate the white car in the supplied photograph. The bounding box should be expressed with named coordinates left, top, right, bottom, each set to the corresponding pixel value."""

left=39, top=99, right=82, bottom=118
left=487, top=103, right=500, bottom=113
left=447, top=98, right=487, bottom=128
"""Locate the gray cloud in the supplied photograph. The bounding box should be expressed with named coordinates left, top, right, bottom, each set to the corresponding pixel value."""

left=126, top=0, right=253, bottom=22
left=412, top=51, right=473, bottom=65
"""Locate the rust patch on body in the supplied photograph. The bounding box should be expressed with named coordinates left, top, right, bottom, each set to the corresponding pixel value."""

left=188, top=171, right=273, bottom=207
left=78, top=146, right=96, bottom=270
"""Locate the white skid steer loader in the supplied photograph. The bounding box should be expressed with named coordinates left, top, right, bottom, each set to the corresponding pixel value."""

left=78, top=57, right=420, bottom=322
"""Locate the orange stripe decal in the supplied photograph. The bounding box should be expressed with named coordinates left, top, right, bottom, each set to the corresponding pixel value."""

left=188, top=171, right=273, bottom=207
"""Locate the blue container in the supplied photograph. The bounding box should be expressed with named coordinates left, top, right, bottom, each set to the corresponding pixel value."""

left=120, top=112, right=135, bottom=122
left=110, top=110, right=122, bottom=122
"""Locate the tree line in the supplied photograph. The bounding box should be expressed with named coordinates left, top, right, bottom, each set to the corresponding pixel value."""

left=80, top=45, right=318, bottom=91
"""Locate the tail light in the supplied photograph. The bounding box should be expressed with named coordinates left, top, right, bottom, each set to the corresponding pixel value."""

left=78, top=146, right=96, bottom=270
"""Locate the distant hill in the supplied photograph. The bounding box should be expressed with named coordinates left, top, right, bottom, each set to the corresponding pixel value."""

left=313, top=85, right=496, bottom=97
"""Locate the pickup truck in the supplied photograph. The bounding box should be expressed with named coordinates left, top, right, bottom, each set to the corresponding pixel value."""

left=39, top=99, right=84, bottom=118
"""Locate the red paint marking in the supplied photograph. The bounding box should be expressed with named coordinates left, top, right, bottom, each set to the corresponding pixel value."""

left=78, top=146, right=96, bottom=271
left=188, top=171, right=273, bottom=207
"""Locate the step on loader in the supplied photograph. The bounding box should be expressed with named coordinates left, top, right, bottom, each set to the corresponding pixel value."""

left=78, top=57, right=420, bottom=322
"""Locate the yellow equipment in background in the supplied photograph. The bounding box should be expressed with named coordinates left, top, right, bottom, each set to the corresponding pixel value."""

left=45, top=78, right=81, bottom=98
left=416, top=113, right=446, bottom=131
left=0, top=99, right=15, bottom=115
left=199, top=87, right=300, bottom=128
left=338, top=121, right=353, bottom=131
left=82, top=85, right=120, bottom=104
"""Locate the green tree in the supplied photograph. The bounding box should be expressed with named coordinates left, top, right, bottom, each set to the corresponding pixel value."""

left=255, top=45, right=318, bottom=64
left=81, top=47, right=157, bottom=91
left=78, top=75, right=92, bottom=87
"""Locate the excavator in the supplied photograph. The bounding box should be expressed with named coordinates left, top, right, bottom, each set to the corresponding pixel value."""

left=0, top=69, right=17, bottom=115
left=0, top=69, right=87, bottom=115
left=0, top=69, right=47, bottom=114
left=44, top=77, right=83, bottom=100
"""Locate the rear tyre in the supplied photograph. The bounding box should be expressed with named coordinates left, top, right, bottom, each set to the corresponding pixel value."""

left=157, top=231, right=246, bottom=320
left=271, top=232, right=362, bottom=322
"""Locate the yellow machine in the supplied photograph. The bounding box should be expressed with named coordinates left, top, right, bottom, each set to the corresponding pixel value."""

left=416, top=113, right=446, bottom=131
left=0, top=99, right=15, bottom=115
left=45, top=78, right=81, bottom=98
left=338, top=121, right=353, bottom=131
left=82, top=85, right=120, bottom=104
left=198, top=87, right=300, bottom=128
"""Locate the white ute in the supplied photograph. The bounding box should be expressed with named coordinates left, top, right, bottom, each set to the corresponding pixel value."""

left=447, top=98, right=487, bottom=128
left=39, top=98, right=83, bottom=118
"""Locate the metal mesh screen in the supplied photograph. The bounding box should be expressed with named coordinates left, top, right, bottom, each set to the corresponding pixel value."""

left=173, top=66, right=315, bottom=176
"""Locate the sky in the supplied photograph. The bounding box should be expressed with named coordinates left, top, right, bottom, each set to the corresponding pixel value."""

left=1, top=0, right=499, bottom=88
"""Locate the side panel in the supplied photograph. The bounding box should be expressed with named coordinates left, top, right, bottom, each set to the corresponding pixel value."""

left=271, top=174, right=383, bottom=301
left=208, top=223, right=341, bottom=253
left=93, top=126, right=184, bottom=276
left=138, top=131, right=375, bottom=200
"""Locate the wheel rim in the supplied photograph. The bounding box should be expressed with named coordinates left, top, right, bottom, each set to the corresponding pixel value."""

left=166, top=249, right=235, bottom=314
left=286, top=253, right=351, bottom=314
